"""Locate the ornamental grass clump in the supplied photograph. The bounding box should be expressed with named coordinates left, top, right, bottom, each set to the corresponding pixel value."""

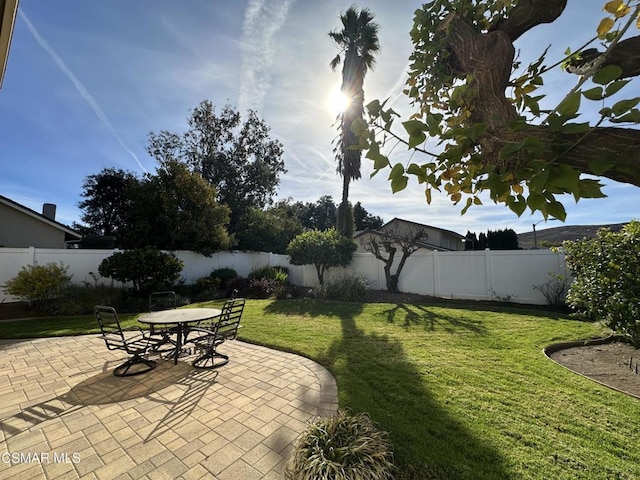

left=286, top=410, right=395, bottom=480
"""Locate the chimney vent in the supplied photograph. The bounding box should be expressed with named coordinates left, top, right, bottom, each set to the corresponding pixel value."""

left=42, top=203, right=56, bottom=221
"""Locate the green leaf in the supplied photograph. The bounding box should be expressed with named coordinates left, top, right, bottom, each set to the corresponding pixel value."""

left=546, top=201, right=567, bottom=221
left=549, top=164, right=580, bottom=192
left=587, top=158, right=614, bottom=175
left=402, top=119, right=428, bottom=149
left=612, top=97, right=640, bottom=116
left=604, top=79, right=630, bottom=97
left=508, top=200, right=527, bottom=216
left=593, top=65, right=623, bottom=85
left=469, top=123, right=488, bottom=142
left=460, top=197, right=473, bottom=215
left=529, top=169, right=550, bottom=192
left=556, top=91, right=581, bottom=117
left=582, top=86, right=604, bottom=101
left=527, top=192, right=546, bottom=210
left=407, top=163, right=428, bottom=184
left=578, top=179, right=607, bottom=199
left=508, top=116, right=529, bottom=132
left=561, top=122, right=591, bottom=134
left=365, top=142, right=390, bottom=170
left=350, top=117, right=368, bottom=136
left=408, top=130, right=427, bottom=149
left=599, top=107, right=613, bottom=117
left=500, top=141, right=524, bottom=158
left=426, top=113, right=443, bottom=136
left=366, top=99, right=382, bottom=116
left=609, top=108, right=640, bottom=123
left=424, top=188, right=432, bottom=204
left=388, top=163, right=408, bottom=193
left=402, top=119, right=427, bottom=135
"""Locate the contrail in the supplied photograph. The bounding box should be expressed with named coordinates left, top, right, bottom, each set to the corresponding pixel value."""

left=18, top=9, right=147, bottom=173
left=239, top=0, right=295, bottom=113
left=383, top=60, right=412, bottom=108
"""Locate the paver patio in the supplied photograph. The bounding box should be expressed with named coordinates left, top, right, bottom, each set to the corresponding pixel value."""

left=0, top=335, right=338, bottom=479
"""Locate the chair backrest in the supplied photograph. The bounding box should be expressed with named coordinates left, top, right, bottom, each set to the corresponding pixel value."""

left=216, top=298, right=245, bottom=341
left=149, top=291, right=177, bottom=312
left=94, top=305, right=127, bottom=351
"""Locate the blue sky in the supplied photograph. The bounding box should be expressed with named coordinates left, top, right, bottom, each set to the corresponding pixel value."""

left=1, top=0, right=638, bottom=236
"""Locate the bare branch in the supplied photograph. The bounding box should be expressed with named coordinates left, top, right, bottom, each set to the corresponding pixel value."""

left=489, top=0, right=567, bottom=41
left=566, top=36, right=640, bottom=79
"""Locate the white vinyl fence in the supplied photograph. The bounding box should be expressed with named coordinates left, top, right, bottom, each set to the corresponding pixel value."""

left=0, top=247, right=568, bottom=305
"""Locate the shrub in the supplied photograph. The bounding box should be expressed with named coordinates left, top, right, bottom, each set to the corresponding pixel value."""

left=564, top=221, right=640, bottom=344
left=533, top=271, right=569, bottom=307
left=194, top=275, right=221, bottom=293
left=98, top=248, right=183, bottom=293
left=319, top=274, right=368, bottom=302
left=210, top=268, right=238, bottom=287
left=227, top=276, right=250, bottom=298
left=2, top=263, right=72, bottom=310
left=55, top=284, right=126, bottom=316
left=249, top=277, right=290, bottom=299
left=286, top=410, right=394, bottom=480
left=287, top=229, right=356, bottom=285
left=248, top=265, right=288, bottom=281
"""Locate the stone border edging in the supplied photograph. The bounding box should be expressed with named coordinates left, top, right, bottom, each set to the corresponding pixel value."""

left=543, top=334, right=630, bottom=356
left=543, top=334, right=640, bottom=400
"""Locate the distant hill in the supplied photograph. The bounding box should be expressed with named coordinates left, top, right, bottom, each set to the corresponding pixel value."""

left=518, top=223, right=628, bottom=249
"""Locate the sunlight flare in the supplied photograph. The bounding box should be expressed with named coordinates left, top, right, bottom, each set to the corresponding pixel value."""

left=325, top=86, right=350, bottom=115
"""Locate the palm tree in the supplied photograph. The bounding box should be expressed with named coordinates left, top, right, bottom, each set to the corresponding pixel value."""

left=329, top=5, right=380, bottom=237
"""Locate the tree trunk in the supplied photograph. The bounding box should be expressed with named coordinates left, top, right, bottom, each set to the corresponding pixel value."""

left=316, top=264, right=324, bottom=285
left=440, top=9, right=640, bottom=186
left=383, top=264, right=398, bottom=294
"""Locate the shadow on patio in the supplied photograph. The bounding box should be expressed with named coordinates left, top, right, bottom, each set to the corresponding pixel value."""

left=0, top=335, right=337, bottom=479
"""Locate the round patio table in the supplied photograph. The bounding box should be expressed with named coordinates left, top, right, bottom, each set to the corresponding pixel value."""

left=138, top=308, right=222, bottom=365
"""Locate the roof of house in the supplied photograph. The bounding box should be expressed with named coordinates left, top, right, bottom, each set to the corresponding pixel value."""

left=375, top=217, right=464, bottom=238
left=0, top=0, right=19, bottom=88
left=354, top=217, right=464, bottom=251
left=0, top=194, right=81, bottom=239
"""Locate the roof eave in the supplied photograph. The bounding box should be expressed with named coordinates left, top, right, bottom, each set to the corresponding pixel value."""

left=0, top=195, right=81, bottom=239
left=0, top=0, right=19, bottom=89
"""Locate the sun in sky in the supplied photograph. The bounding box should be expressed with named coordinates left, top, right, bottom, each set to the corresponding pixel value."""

left=325, top=85, right=351, bottom=116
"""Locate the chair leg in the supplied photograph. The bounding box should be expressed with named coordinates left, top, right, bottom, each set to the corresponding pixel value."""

left=113, top=354, right=156, bottom=377
left=192, top=351, right=229, bottom=369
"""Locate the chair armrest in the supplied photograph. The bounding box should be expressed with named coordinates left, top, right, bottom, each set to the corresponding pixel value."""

left=185, top=326, right=216, bottom=344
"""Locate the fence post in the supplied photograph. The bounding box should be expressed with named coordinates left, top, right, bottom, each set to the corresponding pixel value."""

left=433, top=250, right=440, bottom=297
left=485, top=248, right=493, bottom=300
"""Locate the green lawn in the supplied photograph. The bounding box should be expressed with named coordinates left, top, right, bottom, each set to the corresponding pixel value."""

left=1, top=299, right=638, bottom=479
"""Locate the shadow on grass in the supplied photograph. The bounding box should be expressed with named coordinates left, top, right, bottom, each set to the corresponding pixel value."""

left=264, top=298, right=365, bottom=318
left=266, top=299, right=507, bottom=479
left=382, top=303, right=488, bottom=335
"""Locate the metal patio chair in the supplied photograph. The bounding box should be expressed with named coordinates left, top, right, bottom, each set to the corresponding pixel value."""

left=187, top=298, right=245, bottom=369
left=94, top=305, right=162, bottom=377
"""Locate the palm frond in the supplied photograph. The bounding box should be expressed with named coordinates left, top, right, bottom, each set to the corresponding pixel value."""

left=330, top=54, right=342, bottom=71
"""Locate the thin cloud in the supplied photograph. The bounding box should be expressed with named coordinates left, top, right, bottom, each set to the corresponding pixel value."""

left=18, top=9, right=147, bottom=173
left=383, top=60, right=411, bottom=108
left=239, top=0, right=295, bottom=113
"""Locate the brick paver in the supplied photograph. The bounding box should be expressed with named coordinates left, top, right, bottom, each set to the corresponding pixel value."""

left=0, top=335, right=338, bottom=479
